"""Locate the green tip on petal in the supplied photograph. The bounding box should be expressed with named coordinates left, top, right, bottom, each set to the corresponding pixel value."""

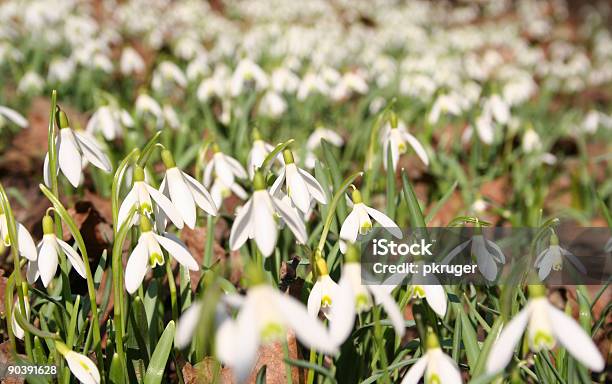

left=161, top=149, right=176, bottom=168
left=425, top=327, right=440, bottom=350
left=528, top=284, right=546, bottom=298
left=139, top=216, right=152, bottom=232
left=42, top=215, right=54, bottom=235
left=282, top=149, right=294, bottom=164
left=351, top=189, right=363, bottom=204
left=58, top=110, right=70, bottom=129
left=345, top=243, right=361, bottom=263
left=252, top=171, right=266, bottom=191
left=134, top=165, right=145, bottom=182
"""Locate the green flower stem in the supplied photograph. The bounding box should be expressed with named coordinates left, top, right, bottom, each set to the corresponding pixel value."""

left=0, top=184, right=32, bottom=359
left=165, top=255, right=178, bottom=321
left=204, top=215, right=215, bottom=267
left=111, top=148, right=140, bottom=227
left=40, top=185, right=105, bottom=381
left=373, top=305, right=391, bottom=384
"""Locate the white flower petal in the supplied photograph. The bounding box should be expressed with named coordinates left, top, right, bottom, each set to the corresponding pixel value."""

left=253, top=192, right=277, bottom=257
left=167, top=168, right=197, bottom=228
left=486, top=239, right=506, bottom=263
left=39, top=237, right=59, bottom=287
left=364, top=206, right=402, bottom=239
left=117, top=186, right=138, bottom=228
left=537, top=252, right=554, bottom=281
left=74, top=131, right=112, bottom=172
left=17, top=223, right=37, bottom=261
left=175, top=301, right=202, bottom=349
left=400, top=356, right=428, bottom=384
left=402, top=132, right=429, bottom=166
left=547, top=302, right=604, bottom=372
left=144, top=184, right=184, bottom=229
left=441, top=239, right=471, bottom=264
left=224, top=155, right=248, bottom=179
left=65, top=351, right=100, bottom=384
left=153, top=233, right=199, bottom=271
left=229, top=198, right=254, bottom=251
left=298, top=168, right=327, bottom=204
left=486, top=306, right=530, bottom=374
left=436, top=352, right=463, bottom=384
left=58, top=129, right=83, bottom=187
left=329, top=275, right=356, bottom=345
left=423, top=285, right=447, bottom=317
left=370, top=285, right=406, bottom=337
left=339, top=209, right=360, bottom=253
left=0, top=106, right=28, bottom=128
left=181, top=171, right=218, bottom=216
left=286, top=164, right=311, bottom=213
left=216, top=302, right=258, bottom=383
left=125, top=238, right=149, bottom=294
left=307, top=281, right=323, bottom=317
left=271, top=196, right=307, bottom=244
left=56, top=239, right=86, bottom=279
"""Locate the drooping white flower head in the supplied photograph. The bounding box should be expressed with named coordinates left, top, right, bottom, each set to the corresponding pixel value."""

left=258, top=90, right=287, bottom=118
left=401, top=329, right=462, bottom=384
left=56, top=341, right=100, bottom=384
left=229, top=170, right=307, bottom=257
left=86, top=105, right=134, bottom=141
left=125, top=216, right=199, bottom=294
left=246, top=129, right=281, bottom=179
left=152, top=61, right=187, bottom=93
left=522, top=127, right=542, bottom=153
left=428, top=93, right=463, bottom=125
left=27, top=215, right=87, bottom=288
left=48, top=57, right=76, bottom=83
left=11, top=297, right=29, bottom=340
left=203, top=145, right=248, bottom=190
left=215, top=268, right=338, bottom=382
left=339, top=189, right=402, bottom=254
left=18, top=71, right=44, bottom=94
left=118, top=165, right=184, bottom=230
left=0, top=208, right=37, bottom=262
left=442, top=228, right=505, bottom=281
left=203, top=156, right=248, bottom=209
left=157, top=149, right=217, bottom=230
left=486, top=285, right=604, bottom=374
left=534, top=232, right=586, bottom=280
left=380, top=119, right=429, bottom=171
left=230, top=57, right=269, bottom=97
left=304, top=127, right=344, bottom=169
left=120, top=46, right=145, bottom=76
left=135, top=93, right=163, bottom=129
left=407, top=273, right=448, bottom=318
left=269, top=149, right=327, bottom=214
left=44, top=110, right=112, bottom=188
left=0, top=105, right=28, bottom=129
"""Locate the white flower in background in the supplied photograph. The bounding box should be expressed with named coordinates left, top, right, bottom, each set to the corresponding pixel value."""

left=486, top=286, right=604, bottom=374
left=86, top=105, right=133, bottom=141
left=522, top=127, right=542, bottom=153
left=339, top=189, right=402, bottom=253
left=44, top=110, right=112, bottom=188
left=535, top=232, right=585, bottom=280
left=203, top=145, right=248, bottom=190
left=0, top=105, right=28, bottom=129
left=408, top=280, right=448, bottom=318
left=11, top=297, right=29, bottom=340
left=162, top=104, right=180, bottom=130
left=216, top=271, right=338, bottom=382
left=502, top=74, right=537, bottom=106
left=186, top=54, right=210, bottom=81
left=152, top=61, right=187, bottom=92
left=270, top=149, right=327, bottom=214
left=118, top=165, right=184, bottom=229
left=341, top=244, right=406, bottom=337
left=125, top=217, right=199, bottom=294
left=297, top=72, right=329, bottom=101
left=307, top=257, right=343, bottom=319
left=381, top=120, right=429, bottom=171
left=120, top=46, right=145, bottom=76
left=246, top=130, right=278, bottom=178
left=271, top=67, right=300, bottom=93
left=17, top=71, right=44, bottom=94
left=230, top=58, right=269, bottom=96
left=331, top=71, right=369, bottom=101
left=442, top=229, right=505, bottom=281
left=197, top=65, right=231, bottom=102
left=401, top=329, right=462, bottom=384
left=202, top=154, right=248, bottom=209
left=428, top=93, right=462, bottom=125
left=258, top=90, right=287, bottom=118
left=55, top=341, right=100, bottom=384
left=0, top=207, right=37, bottom=262
left=135, top=93, right=163, bottom=129
left=484, top=94, right=510, bottom=125
left=27, top=215, right=86, bottom=288
left=48, top=57, right=76, bottom=83
left=229, top=171, right=307, bottom=256
left=158, top=149, right=217, bottom=229
left=304, top=127, right=344, bottom=169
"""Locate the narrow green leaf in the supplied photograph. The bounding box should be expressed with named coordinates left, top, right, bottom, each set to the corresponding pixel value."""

left=256, top=365, right=267, bottom=384
left=400, top=170, right=426, bottom=228
left=386, top=143, right=396, bottom=219
left=472, top=318, right=503, bottom=377
left=144, top=320, right=176, bottom=384
left=284, top=357, right=336, bottom=383
left=460, top=311, right=479, bottom=372
left=109, top=353, right=126, bottom=384
left=425, top=181, right=458, bottom=224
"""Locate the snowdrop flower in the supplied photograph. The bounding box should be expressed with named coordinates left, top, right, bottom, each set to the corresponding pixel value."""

left=216, top=267, right=338, bottom=382
left=428, top=93, right=462, bottom=125
left=339, top=189, right=402, bottom=253
left=246, top=129, right=278, bottom=178
left=297, top=72, right=329, bottom=100
left=484, top=94, right=510, bottom=125
left=442, top=227, right=504, bottom=281
left=135, top=93, right=163, bottom=129
left=125, top=217, right=199, bottom=294
left=18, top=71, right=44, bottom=94
left=11, top=297, right=29, bottom=340
left=522, top=127, right=542, bottom=153
left=270, top=149, right=327, bottom=214
left=304, top=127, right=344, bottom=169
left=158, top=149, right=217, bottom=229
left=401, top=328, right=462, bottom=384
left=472, top=112, right=495, bottom=144
left=0, top=206, right=37, bottom=262
left=230, top=58, right=269, bottom=96
left=44, top=110, right=112, bottom=188
left=86, top=105, right=133, bottom=141
left=229, top=170, right=307, bottom=257
left=271, top=67, right=300, bottom=93
left=118, top=165, right=184, bottom=229
left=0, top=105, right=28, bottom=129
left=203, top=145, right=248, bottom=190
left=152, top=61, right=187, bottom=93
left=341, top=244, right=406, bottom=337
left=307, top=256, right=343, bottom=319
left=47, top=57, right=75, bottom=83
left=535, top=232, right=585, bottom=280
left=486, top=285, right=604, bottom=374
left=381, top=119, right=429, bottom=171
left=202, top=155, right=248, bottom=209
left=407, top=277, right=448, bottom=318
left=120, top=46, right=145, bottom=76
left=258, top=90, right=287, bottom=118
left=162, top=104, right=180, bottom=130
left=27, top=215, right=86, bottom=288
left=55, top=341, right=100, bottom=384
